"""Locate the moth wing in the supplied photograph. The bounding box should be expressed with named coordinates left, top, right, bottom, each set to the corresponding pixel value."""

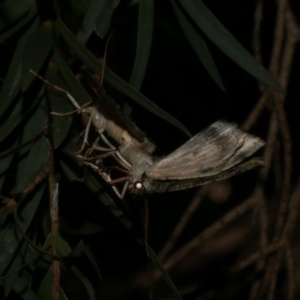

left=146, top=121, right=264, bottom=180
left=144, top=157, right=265, bottom=193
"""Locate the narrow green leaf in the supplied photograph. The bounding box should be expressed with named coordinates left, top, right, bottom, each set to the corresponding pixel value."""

left=21, top=96, right=47, bottom=143
left=130, top=0, right=153, bottom=90
left=0, top=95, right=40, bottom=144
left=77, top=0, right=111, bottom=43
left=3, top=242, right=35, bottom=297
left=54, top=49, right=91, bottom=106
left=148, top=247, right=182, bottom=300
left=48, top=92, right=73, bottom=149
left=15, top=136, right=49, bottom=194
left=36, top=267, right=52, bottom=300
left=22, top=21, right=54, bottom=92
left=59, top=139, right=85, bottom=182
left=178, top=0, right=283, bottom=92
left=0, top=153, right=15, bottom=191
left=60, top=158, right=84, bottom=182
left=0, top=5, right=37, bottom=43
left=83, top=171, right=181, bottom=298
left=55, top=18, right=191, bottom=136
left=62, top=0, right=92, bottom=15
left=83, top=245, right=102, bottom=282
left=0, top=183, right=44, bottom=262
left=0, top=17, right=39, bottom=119
left=94, top=0, right=120, bottom=38
left=172, top=1, right=225, bottom=91
left=0, top=134, right=40, bottom=161
left=0, top=0, right=34, bottom=30
left=71, top=266, right=96, bottom=300
left=10, top=275, right=36, bottom=300
left=54, top=233, right=72, bottom=257
left=34, top=235, right=53, bottom=270
left=68, top=240, right=85, bottom=257
left=83, top=170, right=133, bottom=231
left=44, top=63, right=74, bottom=148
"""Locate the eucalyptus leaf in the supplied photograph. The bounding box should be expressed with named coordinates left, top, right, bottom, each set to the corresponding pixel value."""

left=147, top=247, right=182, bottom=300
left=0, top=17, right=39, bottom=119
left=54, top=49, right=91, bottom=106
left=178, top=0, right=283, bottom=92
left=59, top=143, right=84, bottom=182
left=54, top=233, right=72, bottom=257
left=34, top=235, right=53, bottom=270
left=0, top=152, right=15, bottom=191
left=48, top=92, right=73, bottom=149
left=55, top=19, right=191, bottom=136
left=15, top=136, right=50, bottom=194
left=77, top=0, right=111, bottom=43
left=21, top=96, right=47, bottom=143
left=10, top=275, right=36, bottom=300
left=83, top=170, right=133, bottom=231
left=36, top=267, right=52, bottom=300
left=71, top=266, right=96, bottom=300
left=94, top=0, right=120, bottom=38
left=0, top=95, right=41, bottom=144
left=22, top=21, right=54, bottom=92
left=64, top=0, right=92, bottom=15
left=0, top=183, right=44, bottom=262
left=0, top=0, right=34, bottom=30
left=0, top=135, right=40, bottom=161
left=172, top=0, right=225, bottom=91
left=36, top=267, right=68, bottom=300
left=83, top=245, right=102, bottom=282
left=84, top=170, right=182, bottom=299
left=3, top=241, right=34, bottom=297
left=130, top=0, right=153, bottom=91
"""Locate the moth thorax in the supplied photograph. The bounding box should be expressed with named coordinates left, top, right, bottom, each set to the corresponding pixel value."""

left=92, top=110, right=107, bottom=132
left=119, top=144, right=153, bottom=183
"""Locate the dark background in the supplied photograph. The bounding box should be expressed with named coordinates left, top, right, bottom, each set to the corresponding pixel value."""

left=1, top=0, right=300, bottom=299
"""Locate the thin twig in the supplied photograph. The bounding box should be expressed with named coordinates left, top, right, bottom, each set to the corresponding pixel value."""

left=158, top=186, right=208, bottom=261
left=286, top=244, right=296, bottom=300
left=49, top=173, right=60, bottom=300
left=156, top=195, right=257, bottom=280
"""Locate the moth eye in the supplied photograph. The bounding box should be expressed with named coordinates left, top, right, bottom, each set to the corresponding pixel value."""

left=135, top=181, right=143, bottom=189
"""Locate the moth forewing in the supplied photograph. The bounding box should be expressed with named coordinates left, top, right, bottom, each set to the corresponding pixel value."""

left=145, top=121, right=265, bottom=180
left=143, top=157, right=265, bottom=193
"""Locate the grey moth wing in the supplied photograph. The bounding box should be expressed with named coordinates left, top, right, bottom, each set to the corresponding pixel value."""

left=145, top=121, right=264, bottom=180
left=143, top=157, right=265, bottom=193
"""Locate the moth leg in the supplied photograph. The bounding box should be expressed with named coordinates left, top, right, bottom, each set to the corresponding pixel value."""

left=88, top=139, right=132, bottom=171
left=74, top=112, right=94, bottom=154
left=30, top=70, right=87, bottom=110
left=98, top=168, right=130, bottom=200
left=110, top=165, right=131, bottom=175
left=80, top=158, right=129, bottom=199
left=95, top=161, right=131, bottom=199
left=99, top=132, right=116, bottom=150
left=97, top=170, right=129, bottom=200
left=51, top=101, right=92, bottom=116
left=114, top=151, right=132, bottom=170
left=120, top=181, right=129, bottom=199
left=107, top=176, right=130, bottom=200
left=85, top=137, right=111, bottom=158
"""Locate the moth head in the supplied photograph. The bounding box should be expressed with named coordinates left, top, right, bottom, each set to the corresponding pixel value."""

left=134, top=181, right=143, bottom=190
left=128, top=180, right=146, bottom=195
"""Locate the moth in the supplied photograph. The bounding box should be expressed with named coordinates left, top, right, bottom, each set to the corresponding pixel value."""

left=31, top=71, right=264, bottom=197
left=117, top=120, right=265, bottom=194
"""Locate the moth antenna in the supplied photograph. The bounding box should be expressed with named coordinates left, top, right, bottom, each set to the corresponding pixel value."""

left=101, top=30, right=115, bottom=85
